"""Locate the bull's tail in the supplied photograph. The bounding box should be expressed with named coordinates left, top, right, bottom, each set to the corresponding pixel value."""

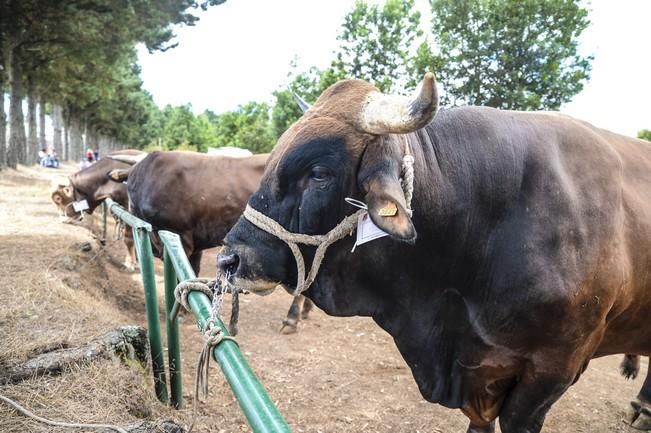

left=621, top=354, right=641, bottom=379
left=106, top=153, right=147, bottom=165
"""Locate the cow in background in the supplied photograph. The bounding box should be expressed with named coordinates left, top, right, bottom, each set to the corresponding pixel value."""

left=111, top=151, right=314, bottom=333
left=51, top=149, right=144, bottom=271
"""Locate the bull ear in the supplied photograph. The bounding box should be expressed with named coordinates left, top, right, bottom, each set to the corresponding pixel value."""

left=364, top=172, right=416, bottom=243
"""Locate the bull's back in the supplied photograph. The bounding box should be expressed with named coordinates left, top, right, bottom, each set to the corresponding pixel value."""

left=128, top=151, right=267, bottom=249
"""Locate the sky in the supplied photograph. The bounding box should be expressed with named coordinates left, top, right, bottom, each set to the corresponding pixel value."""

left=137, top=0, right=651, bottom=138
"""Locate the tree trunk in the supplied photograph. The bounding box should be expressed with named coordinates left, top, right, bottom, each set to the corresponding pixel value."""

left=26, top=80, right=37, bottom=165
left=0, top=89, right=6, bottom=169
left=70, top=115, right=83, bottom=161
left=0, top=23, right=5, bottom=169
left=62, top=104, right=70, bottom=161
left=38, top=96, right=46, bottom=151
left=7, top=44, right=26, bottom=167
left=52, top=103, right=62, bottom=154
left=0, top=326, right=148, bottom=385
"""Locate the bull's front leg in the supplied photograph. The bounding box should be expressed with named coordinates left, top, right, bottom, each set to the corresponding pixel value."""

left=123, top=225, right=138, bottom=272
left=498, top=369, right=574, bottom=433
left=280, top=295, right=309, bottom=334
left=628, top=357, right=651, bottom=430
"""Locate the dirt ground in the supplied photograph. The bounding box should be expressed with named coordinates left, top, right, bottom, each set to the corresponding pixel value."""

left=0, top=164, right=646, bottom=433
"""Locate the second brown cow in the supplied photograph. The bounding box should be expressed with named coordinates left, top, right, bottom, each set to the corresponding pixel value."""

left=114, top=150, right=313, bottom=333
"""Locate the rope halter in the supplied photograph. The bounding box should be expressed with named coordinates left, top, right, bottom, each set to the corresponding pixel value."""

left=242, top=140, right=415, bottom=297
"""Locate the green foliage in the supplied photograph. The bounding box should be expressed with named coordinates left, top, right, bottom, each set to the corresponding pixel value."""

left=271, top=67, right=326, bottom=139
left=429, top=0, right=592, bottom=110
left=0, top=0, right=227, bottom=164
left=638, top=129, right=651, bottom=142
left=212, top=102, right=275, bottom=153
left=331, top=0, right=423, bottom=92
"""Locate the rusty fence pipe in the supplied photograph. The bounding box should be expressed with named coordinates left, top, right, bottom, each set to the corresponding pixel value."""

left=158, top=230, right=292, bottom=433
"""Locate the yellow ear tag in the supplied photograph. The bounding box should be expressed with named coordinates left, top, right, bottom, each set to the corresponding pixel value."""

left=377, top=202, right=398, bottom=217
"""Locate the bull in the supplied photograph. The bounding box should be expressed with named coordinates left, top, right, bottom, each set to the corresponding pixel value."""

left=51, top=149, right=143, bottom=271
left=218, top=73, right=651, bottom=432
left=111, top=150, right=315, bottom=333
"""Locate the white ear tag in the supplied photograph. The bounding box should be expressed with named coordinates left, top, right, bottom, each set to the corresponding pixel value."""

left=72, top=200, right=89, bottom=212
left=351, top=211, right=388, bottom=252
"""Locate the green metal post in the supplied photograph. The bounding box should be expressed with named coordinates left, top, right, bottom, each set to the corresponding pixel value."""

left=132, top=227, right=169, bottom=404
left=164, top=250, right=183, bottom=408
left=158, top=230, right=291, bottom=433
left=105, top=198, right=168, bottom=404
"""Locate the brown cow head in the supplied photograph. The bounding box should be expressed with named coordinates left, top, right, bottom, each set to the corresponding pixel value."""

left=220, top=74, right=438, bottom=298
left=50, top=177, right=81, bottom=221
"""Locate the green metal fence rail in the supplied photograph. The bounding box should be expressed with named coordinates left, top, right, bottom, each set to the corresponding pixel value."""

left=102, top=199, right=291, bottom=432
left=105, top=198, right=169, bottom=404
left=159, top=230, right=292, bottom=433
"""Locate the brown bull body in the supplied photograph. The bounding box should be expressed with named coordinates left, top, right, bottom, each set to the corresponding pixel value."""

left=126, top=151, right=317, bottom=331
left=219, top=75, right=651, bottom=432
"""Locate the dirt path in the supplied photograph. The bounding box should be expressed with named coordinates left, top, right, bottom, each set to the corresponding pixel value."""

left=0, top=165, right=645, bottom=432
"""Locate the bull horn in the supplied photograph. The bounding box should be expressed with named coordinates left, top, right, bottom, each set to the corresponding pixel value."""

left=359, top=72, right=438, bottom=135
left=107, top=153, right=147, bottom=165
left=293, top=92, right=312, bottom=113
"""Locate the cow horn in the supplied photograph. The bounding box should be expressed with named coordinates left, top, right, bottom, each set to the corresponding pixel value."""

left=359, top=72, right=438, bottom=135
left=293, top=92, right=312, bottom=113
left=107, top=153, right=147, bottom=165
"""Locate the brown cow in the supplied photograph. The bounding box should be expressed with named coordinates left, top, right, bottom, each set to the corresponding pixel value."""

left=51, top=149, right=144, bottom=270
left=219, top=73, right=651, bottom=432
left=113, top=151, right=314, bottom=333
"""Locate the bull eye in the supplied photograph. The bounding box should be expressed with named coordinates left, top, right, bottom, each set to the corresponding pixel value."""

left=309, top=166, right=331, bottom=182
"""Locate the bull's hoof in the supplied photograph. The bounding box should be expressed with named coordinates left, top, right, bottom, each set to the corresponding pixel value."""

left=279, top=320, right=298, bottom=335
left=301, top=310, right=311, bottom=320
left=621, top=356, right=640, bottom=380
left=629, top=400, right=651, bottom=430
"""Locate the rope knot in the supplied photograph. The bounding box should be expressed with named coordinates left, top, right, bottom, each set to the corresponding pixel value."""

left=171, top=278, right=216, bottom=321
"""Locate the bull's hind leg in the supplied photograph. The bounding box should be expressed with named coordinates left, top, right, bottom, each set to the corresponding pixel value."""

left=629, top=357, right=651, bottom=430
left=301, top=297, right=314, bottom=320
left=621, top=354, right=641, bottom=379
left=189, top=250, right=203, bottom=275
left=280, top=295, right=308, bottom=334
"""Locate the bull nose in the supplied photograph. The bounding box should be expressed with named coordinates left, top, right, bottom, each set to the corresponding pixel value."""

left=217, top=253, right=240, bottom=276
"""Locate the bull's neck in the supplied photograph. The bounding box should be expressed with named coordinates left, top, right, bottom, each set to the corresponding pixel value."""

left=406, top=112, right=523, bottom=287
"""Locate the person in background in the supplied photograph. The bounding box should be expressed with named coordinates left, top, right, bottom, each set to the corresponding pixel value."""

left=38, top=149, right=47, bottom=167
left=80, top=149, right=95, bottom=170
left=93, top=149, right=99, bottom=161
left=48, top=150, right=59, bottom=168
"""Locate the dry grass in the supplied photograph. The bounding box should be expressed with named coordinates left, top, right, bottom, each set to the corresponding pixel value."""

left=0, top=360, right=168, bottom=433
left=0, top=165, right=183, bottom=432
